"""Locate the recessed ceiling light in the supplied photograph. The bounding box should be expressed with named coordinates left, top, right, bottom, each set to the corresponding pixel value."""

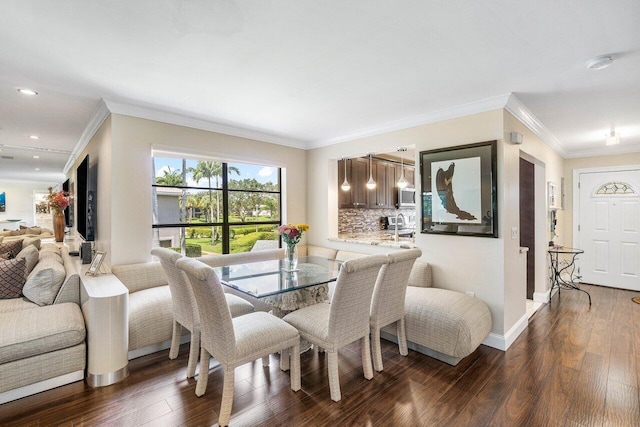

left=18, top=88, right=38, bottom=96
left=35, top=168, right=40, bottom=171
left=29, top=135, right=40, bottom=140
left=33, top=155, right=40, bottom=159
left=586, top=55, right=613, bottom=70
left=606, top=130, right=620, bottom=146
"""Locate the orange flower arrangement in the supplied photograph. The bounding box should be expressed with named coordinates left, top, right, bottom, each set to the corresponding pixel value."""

left=47, top=187, right=70, bottom=213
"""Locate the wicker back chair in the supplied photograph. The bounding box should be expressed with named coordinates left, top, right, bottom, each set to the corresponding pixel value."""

left=370, top=248, right=422, bottom=371
left=283, top=254, right=388, bottom=401
left=175, top=257, right=301, bottom=427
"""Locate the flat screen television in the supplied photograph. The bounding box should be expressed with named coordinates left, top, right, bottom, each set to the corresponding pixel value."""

left=62, top=179, right=73, bottom=228
left=76, top=154, right=95, bottom=241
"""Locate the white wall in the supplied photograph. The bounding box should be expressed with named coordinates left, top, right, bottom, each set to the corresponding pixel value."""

left=0, top=180, right=58, bottom=227
left=502, top=111, right=565, bottom=328
left=307, top=110, right=511, bottom=336
left=107, top=114, right=307, bottom=266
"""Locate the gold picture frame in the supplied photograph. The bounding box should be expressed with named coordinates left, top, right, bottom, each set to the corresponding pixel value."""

left=86, top=251, right=106, bottom=276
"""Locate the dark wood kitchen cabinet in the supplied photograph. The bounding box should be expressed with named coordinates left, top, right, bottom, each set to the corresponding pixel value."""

left=369, top=161, right=396, bottom=209
left=338, top=158, right=368, bottom=208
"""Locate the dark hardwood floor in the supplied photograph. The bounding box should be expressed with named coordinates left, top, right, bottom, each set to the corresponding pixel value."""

left=1, top=283, right=639, bottom=426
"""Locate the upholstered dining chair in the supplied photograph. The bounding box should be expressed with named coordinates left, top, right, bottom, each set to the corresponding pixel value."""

left=151, top=248, right=254, bottom=378
left=283, top=254, right=388, bottom=402
left=175, top=256, right=301, bottom=427
left=370, top=248, right=422, bottom=372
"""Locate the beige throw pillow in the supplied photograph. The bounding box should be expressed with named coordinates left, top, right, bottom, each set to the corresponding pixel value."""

left=22, top=258, right=66, bottom=306
left=22, top=237, right=41, bottom=250
left=16, top=244, right=40, bottom=275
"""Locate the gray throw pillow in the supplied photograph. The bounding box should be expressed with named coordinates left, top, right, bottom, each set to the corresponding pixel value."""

left=0, top=258, right=27, bottom=299
left=22, top=237, right=42, bottom=250
left=39, top=250, right=64, bottom=265
left=22, top=258, right=66, bottom=306
left=16, top=244, right=39, bottom=275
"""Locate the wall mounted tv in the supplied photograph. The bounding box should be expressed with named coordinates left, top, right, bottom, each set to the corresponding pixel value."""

left=76, top=154, right=96, bottom=241
left=62, top=179, right=73, bottom=228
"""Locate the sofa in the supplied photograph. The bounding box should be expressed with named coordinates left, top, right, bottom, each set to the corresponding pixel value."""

left=304, top=245, right=493, bottom=366
left=0, top=226, right=54, bottom=243
left=0, top=240, right=86, bottom=404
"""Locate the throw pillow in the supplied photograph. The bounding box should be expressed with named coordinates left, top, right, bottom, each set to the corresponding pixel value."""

left=22, top=237, right=42, bottom=250
left=40, top=243, right=60, bottom=254
left=22, top=258, right=66, bottom=306
left=0, top=235, right=3, bottom=243
left=16, top=244, right=40, bottom=275
left=39, top=250, right=63, bottom=265
left=0, top=240, right=23, bottom=259
left=0, top=258, right=27, bottom=299
left=27, top=226, right=42, bottom=235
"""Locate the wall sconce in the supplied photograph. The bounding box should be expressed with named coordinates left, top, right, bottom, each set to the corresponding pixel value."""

left=397, top=147, right=408, bottom=189
left=340, top=157, right=351, bottom=191
left=366, top=153, right=376, bottom=189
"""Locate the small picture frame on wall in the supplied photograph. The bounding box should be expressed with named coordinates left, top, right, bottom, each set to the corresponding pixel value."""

left=86, top=251, right=106, bottom=276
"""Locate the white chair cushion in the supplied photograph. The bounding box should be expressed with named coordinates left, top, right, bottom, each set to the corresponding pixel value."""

left=232, top=311, right=300, bottom=361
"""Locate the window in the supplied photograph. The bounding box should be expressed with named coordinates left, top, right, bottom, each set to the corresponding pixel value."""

left=152, top=155, right=281, bottom=256
left=594, top=181, right=637, bottom=196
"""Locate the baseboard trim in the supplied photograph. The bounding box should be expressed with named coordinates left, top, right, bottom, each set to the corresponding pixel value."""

left=0, top=370, right=84, bottom=405
left=128, top=334, right=191, bottom=360
left=482, top=314, right=528, bottom=351
left=533, top=288, right=551, bottom=303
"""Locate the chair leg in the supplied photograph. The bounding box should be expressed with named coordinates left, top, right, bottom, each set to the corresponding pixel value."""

left=195, top=347, right=210, bottom=397
left=186, top=329, right=200, bottom=378
left=280, top=348, right=290, bottom=372
left=218, top=368, right=235, bottom=427
left=262, top=355, right=270, bottom=367
left=361, top=335, right=374, bottom=381
left=372, top=326, right=384, bottom=372
left=397, top=318, right=408, bottom=357
left=290, top=342, right=301, bottom=392
left=328, top=350, right=341, bottom=402
left=169, top=320, right=181, bottom=360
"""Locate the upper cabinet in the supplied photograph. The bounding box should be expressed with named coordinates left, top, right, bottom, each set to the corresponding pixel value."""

left=338, top=157, right=414, bottom=209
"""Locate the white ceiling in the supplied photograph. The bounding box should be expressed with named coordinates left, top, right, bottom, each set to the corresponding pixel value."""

left=1, top=0, right=639, bottom=182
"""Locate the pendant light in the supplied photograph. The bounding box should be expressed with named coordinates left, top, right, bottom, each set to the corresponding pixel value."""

left=366, top=153, right=376, bottom=189
left=340, top=157, right=351, bottom=191
left=397, top=147, right=409, bottom=189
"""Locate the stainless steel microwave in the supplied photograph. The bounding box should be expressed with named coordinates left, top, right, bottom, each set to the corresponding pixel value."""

left=397, top=187, right=416, bottom=208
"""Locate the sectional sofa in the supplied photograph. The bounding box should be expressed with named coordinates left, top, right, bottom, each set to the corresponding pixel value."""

left=0, top=240, right=86, bottom=404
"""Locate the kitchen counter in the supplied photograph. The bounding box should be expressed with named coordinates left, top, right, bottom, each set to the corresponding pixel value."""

left=331, top=231, right=417, bottom=249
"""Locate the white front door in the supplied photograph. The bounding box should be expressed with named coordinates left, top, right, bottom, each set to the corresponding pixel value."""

left=577, top=169, right=640, bottom=291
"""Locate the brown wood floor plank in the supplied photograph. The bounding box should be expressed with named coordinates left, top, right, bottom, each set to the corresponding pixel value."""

left=2, top=284, right=639, bottom=426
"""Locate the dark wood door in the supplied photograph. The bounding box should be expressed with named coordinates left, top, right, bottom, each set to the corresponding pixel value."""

left=519, top=157, right=536, bottom=300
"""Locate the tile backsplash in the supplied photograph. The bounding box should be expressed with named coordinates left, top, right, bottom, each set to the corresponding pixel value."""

left=338, top=208, right=415, bottom=233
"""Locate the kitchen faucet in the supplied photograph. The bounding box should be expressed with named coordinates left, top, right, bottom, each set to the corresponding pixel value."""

left=394, top=212, right=405, bottom=243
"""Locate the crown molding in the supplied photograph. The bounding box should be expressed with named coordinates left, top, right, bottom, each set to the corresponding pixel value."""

left=103, top=99, right=307, bottom=150
left=307, top=93, right=513, bottom=149
left=504, top=94, right=568, bottom=158
left=562, top=143, right=640, bottom=159
left=63, top=100, right=110, bottom=174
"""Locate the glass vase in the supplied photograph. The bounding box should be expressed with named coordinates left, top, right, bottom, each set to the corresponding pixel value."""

left=284, top=243, right=299, bottom=272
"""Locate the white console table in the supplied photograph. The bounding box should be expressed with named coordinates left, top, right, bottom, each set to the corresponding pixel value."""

left=80, top=273, right=129, bottom=387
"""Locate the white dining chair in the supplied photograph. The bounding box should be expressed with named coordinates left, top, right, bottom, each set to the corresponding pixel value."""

left=283, top=254, right=388, bottom=401
left=175, top=256, right=301, bottom=427
left=370, top=248, right=422, bottom=371
left=151, top=248, right=254, bottom=378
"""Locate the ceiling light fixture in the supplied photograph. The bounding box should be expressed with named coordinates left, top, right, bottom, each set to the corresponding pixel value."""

left=606, top=130, right=620, bottom=146
left=35, top=168, right=40, bottom=171
left=586, top=55, right=613, bottom=70
left=29, top=135, right=40, bottom=140
left=366, top=153, right=376, bottom=190
left=340, top=157, right=351, bottom=191
left=18, top=88, right=38, bottom=96
left=397, top=147, right=408, bottom=189
left=33, top=155, right=40, bottom=159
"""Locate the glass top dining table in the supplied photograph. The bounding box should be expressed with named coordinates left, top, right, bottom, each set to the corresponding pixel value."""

left=213, top=255, right=343, bottom=299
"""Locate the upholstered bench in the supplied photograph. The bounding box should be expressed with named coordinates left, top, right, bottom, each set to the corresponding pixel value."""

left=305, top=245, right=493, bottom=366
